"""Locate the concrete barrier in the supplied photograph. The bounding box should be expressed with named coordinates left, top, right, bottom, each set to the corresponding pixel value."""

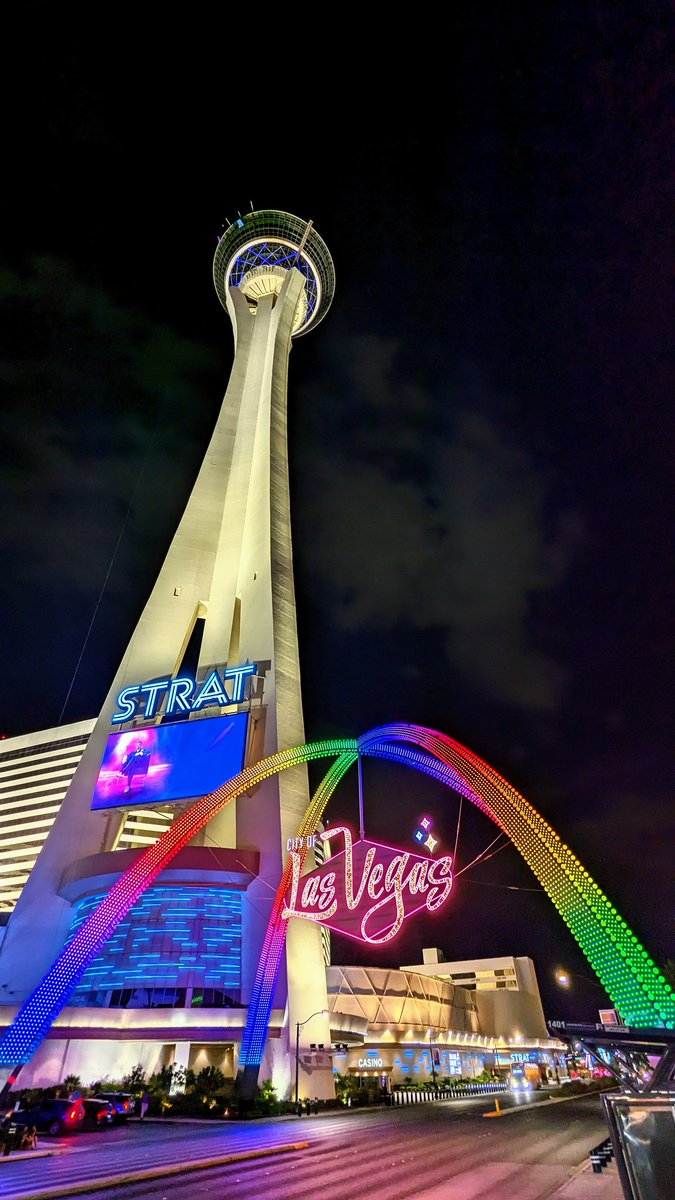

left=391, top=1083, right=508, bottom=1106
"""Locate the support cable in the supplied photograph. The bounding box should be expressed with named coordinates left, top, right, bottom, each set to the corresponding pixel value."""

left=58, top=411, right=163, bottom=725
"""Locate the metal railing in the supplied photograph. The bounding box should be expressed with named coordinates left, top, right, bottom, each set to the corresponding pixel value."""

left=391, top=1083, right=507, bottom=1104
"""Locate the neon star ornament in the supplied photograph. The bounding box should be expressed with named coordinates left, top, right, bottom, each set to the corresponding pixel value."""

left=414, top=815, right=440, bottom=853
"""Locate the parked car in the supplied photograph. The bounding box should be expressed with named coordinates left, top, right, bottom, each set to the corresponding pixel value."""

left=82, top=1098, right=114, bottom=1129
left=93, top=1092, right=133, bottom=1122
left=12, top=1097, right=85, bottom=1136
left=591, top=1066, right=613, bottom=1079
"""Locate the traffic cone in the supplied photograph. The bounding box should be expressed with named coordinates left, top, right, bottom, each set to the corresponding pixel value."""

left=483, top=1097, right=503, bottom=1118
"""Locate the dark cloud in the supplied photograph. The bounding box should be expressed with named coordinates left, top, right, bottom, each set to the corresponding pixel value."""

left=0, top=256, right=222, bottom=598
left=296, top=335, right=583, bottom=713
left=565, top=788, right=675, bottom=956
left=0, top=257, right=223, bottom=729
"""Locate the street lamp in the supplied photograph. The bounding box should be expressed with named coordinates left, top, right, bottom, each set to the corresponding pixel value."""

left=554, top=967, right=605, bottom=993
left=428, top=1029, right=439, bottom=1089
left=554, top=968, right=610, bottom=1077
left=294, top=1009, right=329, bottom=1109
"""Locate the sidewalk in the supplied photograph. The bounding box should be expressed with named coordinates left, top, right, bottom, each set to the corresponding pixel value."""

left=551, top=1158, right=622, bottom=1200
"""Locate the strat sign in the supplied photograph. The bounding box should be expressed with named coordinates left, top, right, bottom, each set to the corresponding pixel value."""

left=112, top=664, right=257, bottom=724
left=282, top=826, right=453, bottom=945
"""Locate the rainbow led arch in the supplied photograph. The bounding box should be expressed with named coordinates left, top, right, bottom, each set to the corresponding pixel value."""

left=0, top=725, right=672, bottom=1074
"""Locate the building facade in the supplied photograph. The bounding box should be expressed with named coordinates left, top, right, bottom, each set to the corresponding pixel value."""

left=0, top=717, right=566, bottom=1093
left=0, top=722, right=94, bottom=919
left=325, top=952, right=564, bottom=1090
left=400, top=948, right=549, bottom=1042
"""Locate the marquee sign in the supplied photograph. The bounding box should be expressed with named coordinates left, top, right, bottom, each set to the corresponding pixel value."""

left=282, top=825, right=453, bottom=945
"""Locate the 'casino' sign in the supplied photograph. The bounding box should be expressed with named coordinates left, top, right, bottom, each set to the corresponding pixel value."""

left=282, top=826, right=453, bottom=945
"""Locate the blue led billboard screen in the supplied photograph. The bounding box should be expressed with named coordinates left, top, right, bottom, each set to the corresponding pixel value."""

left=91, top=713, right=248, bottom=810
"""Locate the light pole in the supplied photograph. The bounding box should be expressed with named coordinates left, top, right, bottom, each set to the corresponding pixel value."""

left=294, top=1009, right=328, bottom=1110
left=554, top=967, right=605, bottom=993
left=429, top=1029, right=438, bottom=1089
left=554, top=968, right=610, bottom=1077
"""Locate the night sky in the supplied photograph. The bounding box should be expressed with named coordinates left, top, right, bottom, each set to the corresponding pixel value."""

left=2, top=8, right=673, bottom=1024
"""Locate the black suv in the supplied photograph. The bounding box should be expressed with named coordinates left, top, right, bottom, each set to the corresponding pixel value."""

left=12, top=1097, right=85, bottom=1135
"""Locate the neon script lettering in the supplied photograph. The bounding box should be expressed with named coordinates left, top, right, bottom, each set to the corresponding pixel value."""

left=282, top=826, right=453, bottom=945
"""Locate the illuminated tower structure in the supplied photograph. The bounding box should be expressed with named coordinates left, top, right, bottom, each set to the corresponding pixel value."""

left=0, top=210, right=336, bottom=1098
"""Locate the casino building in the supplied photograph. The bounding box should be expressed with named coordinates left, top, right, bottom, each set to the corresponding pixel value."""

left=325, top=951, right=562, bottom=1089
left=0, top=209, right=573, bottom=1097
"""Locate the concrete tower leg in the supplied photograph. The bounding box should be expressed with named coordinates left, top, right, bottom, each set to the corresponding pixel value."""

left=0, top=211, right=337, bottom=1102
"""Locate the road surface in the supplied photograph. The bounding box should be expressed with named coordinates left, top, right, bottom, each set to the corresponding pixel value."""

left=1, top=1091, right=622, bottom=1200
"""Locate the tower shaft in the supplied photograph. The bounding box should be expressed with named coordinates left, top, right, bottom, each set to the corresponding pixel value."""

left=0, top=250, right=333, bottom=1098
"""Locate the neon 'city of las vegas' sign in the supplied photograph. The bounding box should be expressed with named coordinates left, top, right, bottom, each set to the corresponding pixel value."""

left=282, top=825, right=454, bottom=945
left=112, top=663, right=257, bottom=724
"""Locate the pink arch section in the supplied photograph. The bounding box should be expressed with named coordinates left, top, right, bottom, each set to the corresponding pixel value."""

left=0, top=724, right=672, bottom=1072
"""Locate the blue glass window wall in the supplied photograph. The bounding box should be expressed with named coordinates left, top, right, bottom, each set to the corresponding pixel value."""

left=66, top=885, right=242, bottom=1008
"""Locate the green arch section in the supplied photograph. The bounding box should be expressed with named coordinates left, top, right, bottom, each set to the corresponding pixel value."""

left=348, top=725, right=673, bottom=1028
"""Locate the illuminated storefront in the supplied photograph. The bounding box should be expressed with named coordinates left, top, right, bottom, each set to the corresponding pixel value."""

left=324, top=960, right=564, bottom=1091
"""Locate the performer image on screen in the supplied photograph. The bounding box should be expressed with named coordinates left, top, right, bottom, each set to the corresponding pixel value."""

left=119, top=740, right=151, bottom=794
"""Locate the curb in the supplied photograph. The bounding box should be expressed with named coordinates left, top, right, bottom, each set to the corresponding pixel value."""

left=479, top=1089, right=608, bottom=1118
left=8, top=1140, right=310, bottom=1200
left=0, top=1148, right=66, bottom=1164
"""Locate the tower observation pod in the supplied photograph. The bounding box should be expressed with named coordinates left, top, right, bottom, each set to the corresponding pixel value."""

left=213, top=209, right=335, bottom=335
left=0, top=210, right=337, bottom=1103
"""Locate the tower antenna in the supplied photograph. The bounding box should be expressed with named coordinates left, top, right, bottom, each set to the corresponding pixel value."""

left=298, top=220, right=313, bottom=254
left=292, top=220, right=313, bottom=266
